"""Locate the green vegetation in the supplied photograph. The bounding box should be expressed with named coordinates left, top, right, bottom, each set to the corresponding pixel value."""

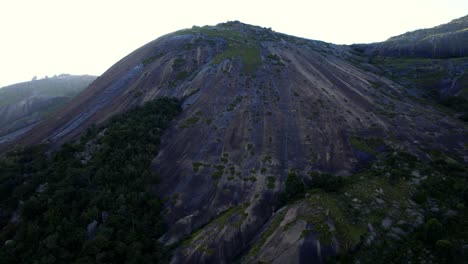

left=304, top=190, right=365, bottom=247
left=248, top=209, right=286, bottom=256
left=175, top=70, right=190, bottom=81
left=246, top=176, right=257, bottom=182
left=213, top=204, right=246, bottom=227
left=177, top=25, right=262, bottom=74
left=280, top=169, right=305, bottom=204
left=142, top=53, right=164, bottom=67
left=181, top=116, right=200, bottom=128
left=309, top=172, right=345, bottom=193
left=180, top=203, right=248, bottom=250
left=266, top=54, right=285, bottom=66
left=0, top=98, right=181, bottom=263
left=192, top=162, right=211, bottom=173
left=267, top=176, right=276, bottom=189
left=212, top=165, right=225, bottom=180
left=254, top=146, right=467, bottom=263
left=368, top=56, right=468, bottom=122
left=213, top=44, right=261, bottom=74
left=318, top=149, right=467, bottom=263
left=220, top=153, right=229, bottom=163
left=171, top=58, right=185, bottom=70
left=349, top=137, right=384, bottom=155
left=226, top=96, right=244, bottom=111
left=261, top=155, right=272, bottom=163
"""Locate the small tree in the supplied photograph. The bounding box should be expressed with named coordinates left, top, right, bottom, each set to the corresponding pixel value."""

left=281, top=169, right=305, bottom=203
left=425, top=218, right=444, bottom=243
left=435, top=239, right=453, bottom=260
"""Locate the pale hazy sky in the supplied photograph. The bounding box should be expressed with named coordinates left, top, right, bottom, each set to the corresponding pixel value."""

left=0, top=0, right=466, bottom=88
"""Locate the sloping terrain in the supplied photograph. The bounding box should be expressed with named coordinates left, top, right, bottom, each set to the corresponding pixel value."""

left=358, top=56, right=468, bottom=122
left=0, top=75, right=96, bottom=142
left=0, top=21, right=467, bottom=263
left=353, top=15, right=468, bottom=58
left=350, top=15, right=468, bottom=122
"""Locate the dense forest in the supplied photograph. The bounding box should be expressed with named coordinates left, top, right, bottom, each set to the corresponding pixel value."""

left=0, top=97, right=181, bottom=263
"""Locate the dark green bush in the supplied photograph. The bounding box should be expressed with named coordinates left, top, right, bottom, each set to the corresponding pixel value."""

left=424, top=218, right=444, bottom=243
left=309, top=171, right=345, bottom=192
left=280, top=169, right=305, bottom=203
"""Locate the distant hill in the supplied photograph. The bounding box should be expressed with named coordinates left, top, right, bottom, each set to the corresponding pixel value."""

left=0, top=75, right=96, bottom=142
left=351, top=15, right=468, bottom=121
left=353, top=15, right=468, bottom=58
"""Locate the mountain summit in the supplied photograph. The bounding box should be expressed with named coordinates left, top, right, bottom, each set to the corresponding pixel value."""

left=1, top=20, right=467, bottom=263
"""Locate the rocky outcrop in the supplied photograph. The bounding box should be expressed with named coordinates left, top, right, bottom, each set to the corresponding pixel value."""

left=3, top=21, right=466, bottom=263
left=353, top=15, right=468, bottom=58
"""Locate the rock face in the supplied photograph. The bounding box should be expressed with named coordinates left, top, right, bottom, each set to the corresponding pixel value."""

left=0, top=75, right=96, bottom=142
left=2, top=21, right=467, bottom=263
left=353, top=15, right=468, bottom=58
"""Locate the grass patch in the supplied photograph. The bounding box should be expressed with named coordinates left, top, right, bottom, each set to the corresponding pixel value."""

left=226, top=96, right=244, bottom=111
left=262, top=155, right=272, bottom=163
left=213, top=44, right=261, bottom=74
left=175, top=70, right=190, bottom=81
left=212, top=171, right=223, bottom=180
left=177, top=25, right=262, bottom=74
left=349, top=137, right=384, bottom=155
left=212, top=164, right=225, bottom=180
left=181, top=116, right=200, bottom=128
left=305, top=190, right=366, bottom=247
left=192, top=162, right=211, bottom=173
left=267, top=176, right=275, bottom=189
left=246, top=176, right=257, bottom=182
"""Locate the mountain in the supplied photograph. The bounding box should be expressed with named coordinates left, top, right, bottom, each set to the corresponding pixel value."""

left=0, top=75, right=96, bottom=143
left=351, top=15, right=468, bottom=122
left=0, top=20, right=467, bottom=263
left=353, top=15, right=468, bottom=58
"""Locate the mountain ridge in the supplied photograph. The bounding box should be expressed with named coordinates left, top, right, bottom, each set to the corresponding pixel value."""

left=0, top=74, right=96, bottom=143
left=352, top=15, right=468, bottom=58
left=0, top=19, right=467, bottom=264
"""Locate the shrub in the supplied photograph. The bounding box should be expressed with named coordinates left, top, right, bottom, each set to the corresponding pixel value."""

left=435, top=239, right=454, bottom=259
left=424, top=218, right=444, bottom=243
left=267, top=176, right=275, bottom=189
left=309, top=171, right=345, bottom=192
left=280, top=169, right=305, bottom=203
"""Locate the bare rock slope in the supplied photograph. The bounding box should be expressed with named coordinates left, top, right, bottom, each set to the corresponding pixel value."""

left=4, top=21, right=467, bottom=263
left=353, top=15, right=468, bottom=58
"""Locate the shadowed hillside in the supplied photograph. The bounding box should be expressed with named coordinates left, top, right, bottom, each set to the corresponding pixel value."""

left=0, top=75, right=96, bottom=142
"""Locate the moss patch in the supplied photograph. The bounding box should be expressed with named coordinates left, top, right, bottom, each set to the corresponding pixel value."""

left=349, top=137, right=383, bottom=155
